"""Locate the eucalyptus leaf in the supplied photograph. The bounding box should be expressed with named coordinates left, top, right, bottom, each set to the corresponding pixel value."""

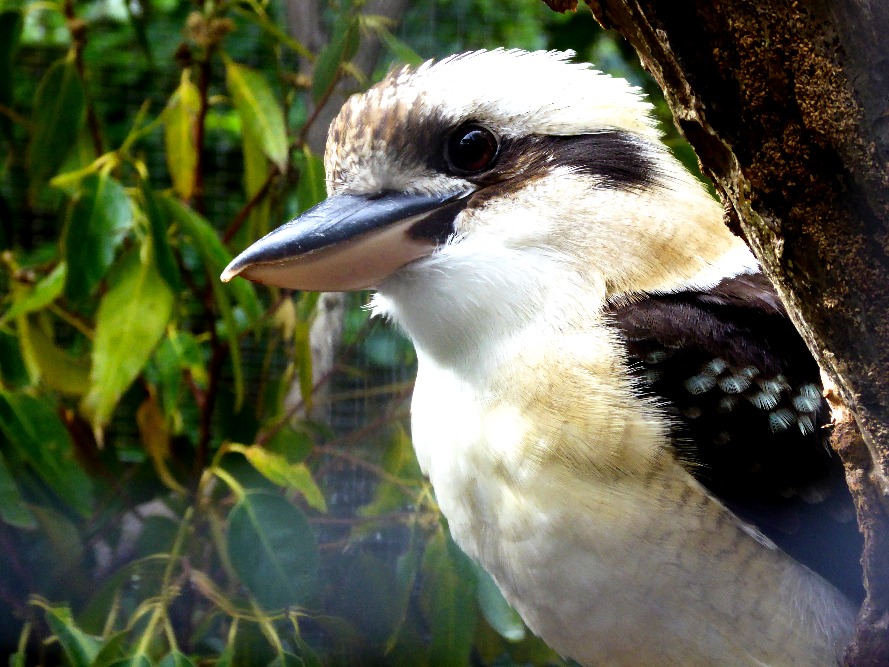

left=162, top=70, right=200, bottom=200
left=0, top=391, right=94, bottom=516
left=295, top=148, right=325, bottom=213
left=231, top=444, right=327, bottom=512
left=0, top=263, right=66, bottom=326
left=227, top=491, right=319, bottom=609
left=81, top=249, right=174, bottom=430
left=18, top=316, right=90, bottom=395
left=42, top=605, right=103, bottom=667
left=421, top=530, right=477, bottom=667
left=0, top=448, right=37, bottom=528
left=225, top=58, right=288, bottom=171
left=474, top=562, right=526, bottom=642
left=62, top=173, right=134, bottom=303
left=27, top=57, right=85, bottom=195
left=158, top=651, right=198, bottom=667
left=312, top=14, right=360, bottom=104
left=142, top=184, right=182, bottom=291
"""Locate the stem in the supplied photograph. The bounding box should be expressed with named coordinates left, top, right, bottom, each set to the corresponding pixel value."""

left=195, top=329, right=225, bottom=475
left=192, top=54, right=213, bottom=215
left=222, top=167, right=278, bottom=244
left=133, top=506, right=194, bottom=658
left=63, top=0, right=104, bottom=158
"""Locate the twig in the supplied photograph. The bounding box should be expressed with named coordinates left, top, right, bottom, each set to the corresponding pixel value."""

left=192, top=54, right=213, bottom=215
left=222, top=167, right=278, bottom=244
left=64, top=0, right=104, bottom=158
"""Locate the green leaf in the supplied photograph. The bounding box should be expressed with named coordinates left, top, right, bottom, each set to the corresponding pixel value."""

left=165, top=197, right=261, bottom=322
left=17, top=316, right=90, bottom=395
left=421, top=530, right=478, bottom=667
left=0, top=263, right=66, bottom=326
left=41, top=604, right=103, bottom=667
left=227, top=491, right=319, bottom=609
left=105, top=656, right=152, bottom=667
left=81, top=248, right=174, bottom=430
left=62, top=173, right=134, bottom=302
left=241, top=119, right=271, bottom=243
left=295, top=148, right=325, bottom=214
left=0, top=330, right=29, bottom=388
left=166, top=198, right=261, bottom=408
left=230, top=444, right=327, bottom=512
left=0, top=391, right=94, bottom=516
left=91, top=632, right=130, bottom=667
left=142, top=184, right=182, bottom=291
left=27, top=56, right=86, bottom=195
left=312, top=14, right=360, bottom=103
left=373, top=22, right=424, bottom=66
left=357, top=424, right=420, bottom=519
left=162, top=70, right=200, bottom=200
left=225, top=58, right=288, bottom=171
left=0, top=7, right=22, bottom=141
left=158, top=651, right=198, bottom=667
left=266, top=654, right=304, bottom=667
left=0, top=447, right=37, bottom=528
left=474, top=562, right=526, bottom=642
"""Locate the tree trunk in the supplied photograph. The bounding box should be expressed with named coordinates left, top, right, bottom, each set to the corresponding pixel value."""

left=581, top=1, right=889, bottom=662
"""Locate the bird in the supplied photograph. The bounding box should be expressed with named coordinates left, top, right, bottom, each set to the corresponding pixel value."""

left=221, top=49, right=863, bottom=666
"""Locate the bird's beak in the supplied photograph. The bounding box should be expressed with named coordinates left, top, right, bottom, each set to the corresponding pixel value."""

left=220, top=190, right=471, bottom=291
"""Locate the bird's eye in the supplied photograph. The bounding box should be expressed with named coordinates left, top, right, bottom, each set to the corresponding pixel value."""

left=445, top=124, right=499, bottom=175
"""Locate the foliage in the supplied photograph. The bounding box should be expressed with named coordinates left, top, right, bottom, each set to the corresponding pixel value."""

left=0, top=0, right=581, bottom=664
left=0, top=0, right=685, bottom=664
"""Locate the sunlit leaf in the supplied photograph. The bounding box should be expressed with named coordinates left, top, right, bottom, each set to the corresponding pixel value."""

left=421, top=529, right=477, bottom=666
left=82, top=249, right=174, bottom=431
left=227, top=491, right=319, bottom=609
left=0, top=263, right=66, bottom=326
left=474, top=562, right=525, bottom=642
left=242, top=120, right=271, bottom=243
left=163, top=69, right=200, bottom=200
left=312, top=14, right=360, bottom=103
left=17, top=316, right=90, bottom=395
left=295, top=148, right=325, bottom=213
left=229, top=444, right=326, bottom=512
left=27, top=56, right=85, bottom=195
left=0, top=448, right=36, bottom=528
left=40, top=603, right=102, bottom=667
left=0, top=391, right=93, bottom=516
left=62, top=173, right=134, bottom=302
left=225, top=58, right=288, bottom=171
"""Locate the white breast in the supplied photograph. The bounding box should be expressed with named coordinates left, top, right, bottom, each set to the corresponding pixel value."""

left=409, top=342, right=854, bottom=667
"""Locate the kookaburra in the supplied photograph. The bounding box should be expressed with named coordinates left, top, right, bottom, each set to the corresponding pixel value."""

left=222, top=50, right=863, bottom=666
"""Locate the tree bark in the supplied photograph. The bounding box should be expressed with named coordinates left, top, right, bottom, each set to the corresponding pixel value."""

left=582, top=1, right=889, bottom=662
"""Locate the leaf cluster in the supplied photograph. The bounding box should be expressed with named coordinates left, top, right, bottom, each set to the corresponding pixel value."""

left=0, top=1, right=576, bottom=665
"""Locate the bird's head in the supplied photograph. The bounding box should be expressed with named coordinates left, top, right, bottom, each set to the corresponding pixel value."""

left=222, top=49, right=752, bottom=363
